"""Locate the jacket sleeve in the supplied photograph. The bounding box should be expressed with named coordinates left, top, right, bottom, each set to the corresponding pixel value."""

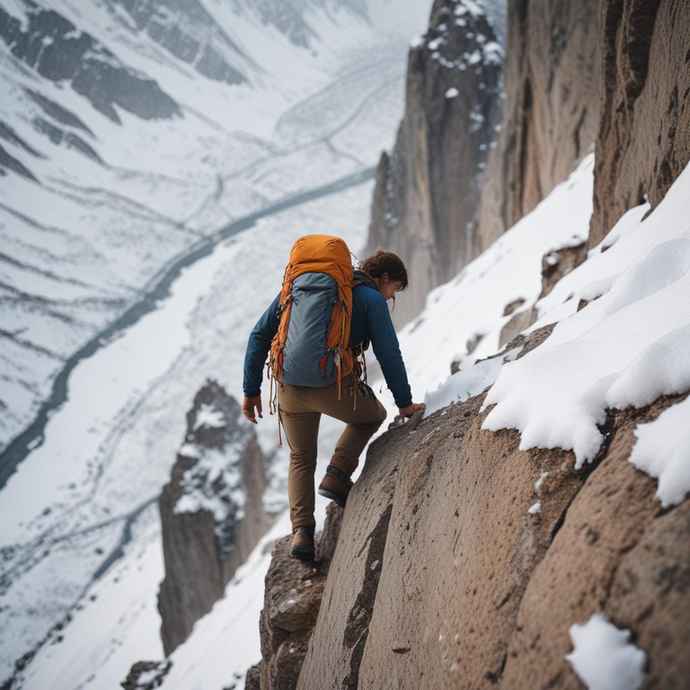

left=243, top=292, right=281, bottom=397
left=365, top=292, right=413, bottom=408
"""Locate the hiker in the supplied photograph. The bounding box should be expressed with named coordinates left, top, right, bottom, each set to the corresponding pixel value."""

left=241, top=238, right=425, bottom=561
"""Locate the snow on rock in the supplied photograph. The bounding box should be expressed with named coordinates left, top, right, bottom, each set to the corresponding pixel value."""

left=174, top=445, right=247, bottom=524
left=527, top=501, right=541, bottom=515
left=565, top=613, right=645, bottom=690
left=629, top=395, right=690, bottom=507
left=481, top=158, right=690, bottom=468
left=534, top=471, right=548, bottom=491
left=423, top=346, right=521, bottom=418
left=384, top=153, right=593, bottom=423
left=193, top=403, right=227, bottom=430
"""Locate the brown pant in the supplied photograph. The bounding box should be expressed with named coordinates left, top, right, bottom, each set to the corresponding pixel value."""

left=277, top=372, right=387, bottom=529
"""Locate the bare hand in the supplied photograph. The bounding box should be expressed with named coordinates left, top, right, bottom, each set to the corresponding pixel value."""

left=398, top=402, right=426, bottom=420
left=242, top=395, right=263, bottom=424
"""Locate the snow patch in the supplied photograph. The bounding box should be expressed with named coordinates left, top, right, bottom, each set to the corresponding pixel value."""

left=565, top=613, right=645, bottom=690
left=423, top=347, right=521, bottom=418
left=194, top=403, right=226, bottom=430
left=629, top=395, right=690, bottom=507
left=534, top=471, right=548, bottom=491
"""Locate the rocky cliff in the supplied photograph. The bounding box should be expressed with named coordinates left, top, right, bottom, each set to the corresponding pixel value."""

left=248, top=0, right=690, bottom=687
left=588, top=0, right=690, bottom=247
left=0, top=1, right=181, bottom=125
left=368, top=0, right=601, bottom=326
left=251, top=326, right=690, bottom=689
left=471, top=0, right=600, bottom=256
left=157, top=379, right=275, bottom=656
left=366, top=0, right=504, bottom=326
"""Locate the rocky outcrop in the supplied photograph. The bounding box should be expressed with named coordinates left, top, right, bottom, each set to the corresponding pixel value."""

left=588, top=0, right=690, bottom=247
left=471, top=0, right=600, bottom=257
left=367, top=0, right=504, bottom=326
left=157, top=379, right=275, bottom=656
left=120, top=660, right=171, bottom=689
left=253, top=324, right=689, bottom=688
left=0, top=1, right=180, bottom=124
left=249, top=504, right=344, bottom=690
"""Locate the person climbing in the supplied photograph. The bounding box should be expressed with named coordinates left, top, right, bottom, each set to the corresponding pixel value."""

left=241, top=236, right=425, bottom=561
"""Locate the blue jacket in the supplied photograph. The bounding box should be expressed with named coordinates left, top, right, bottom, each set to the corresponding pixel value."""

left=243, top=270, right=413, bottom=408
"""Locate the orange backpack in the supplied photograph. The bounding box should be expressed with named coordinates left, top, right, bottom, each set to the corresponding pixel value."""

left=266, top=235, right=368, bottom=446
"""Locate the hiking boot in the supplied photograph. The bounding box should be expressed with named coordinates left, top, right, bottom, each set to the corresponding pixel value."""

left=289, top=525, right=315, bottom=561
left=317, top=465, right=354, bottom=508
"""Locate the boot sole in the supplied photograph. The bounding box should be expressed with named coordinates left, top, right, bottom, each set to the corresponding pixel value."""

left=318, top=486, right=347, bottom=508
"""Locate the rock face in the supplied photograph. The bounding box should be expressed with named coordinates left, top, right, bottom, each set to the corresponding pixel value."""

left=252, top=323, right=690, bottom=688
left=471, top=0, right=600, bottom=257
left=244, top=300, right=690, bottom=688
left=249, top=504, right=344, bottom=690
left=157, top=379, right=275, bottom=656
left=366, top=0, right=504, bottom=326
left=367, top=0, right=602, bottom=327
left=588, top=0, right=690, bottom=247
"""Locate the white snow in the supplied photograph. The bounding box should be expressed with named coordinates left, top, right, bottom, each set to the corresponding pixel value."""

left=481, top=158, right=690, bottom=468
left=445, top=87, right=460, bottom=98
left=423, top=346, right=521, bottom=417
left=174, top=445, right=247, bottom=522
left=179, top=443, right=201, bottom=459
left=372, top=153, right=593, bottom=431
left=565, top=613, right=645, bottom=690
left=194, top=403, right=226, bottom=430
left=534, top=471, right=549, bottom=491
left=629, top=395, right=690, bottom=507
left=528, top=501, right=541, bottom=515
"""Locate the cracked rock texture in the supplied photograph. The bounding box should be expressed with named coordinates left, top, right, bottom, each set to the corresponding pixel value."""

left=588, top=0, right=690, bottom=247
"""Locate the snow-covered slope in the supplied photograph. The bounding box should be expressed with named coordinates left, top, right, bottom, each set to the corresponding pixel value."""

left=0, top=0, right=432, bottom=454
left=385, top=149, right=690, bottom=506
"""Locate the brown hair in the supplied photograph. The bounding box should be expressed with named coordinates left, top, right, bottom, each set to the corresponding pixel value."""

left=357, top=248, right=409, bottom=288
left=356, top=248, right=408, bottom=308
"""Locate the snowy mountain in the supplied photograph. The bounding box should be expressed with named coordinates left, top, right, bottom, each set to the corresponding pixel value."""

left=0, top=0, right=435, bottom=686
left=0, top=0, right=431, bottom=458
left=2, top=0, right=688, bottom=687
left=130, top=145, right=689, bottom=690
